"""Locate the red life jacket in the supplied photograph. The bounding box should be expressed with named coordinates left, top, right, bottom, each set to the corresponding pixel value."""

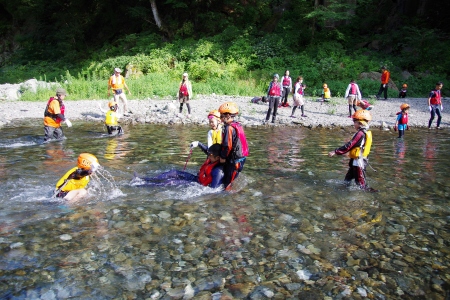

left=430, top=90, right=441, bottom=105
left=398, top=112, right=408, bottom=124
left=230, top=122, right=249, bottom=158
left=269, top=82, right=281, bottom=96
left=282, top=76, right=290, bottom=87
left=350, top=83, right=357, bottom=95
left=44, top=97, right=65, bottom=124
left=296, top=83, right=304, bottom=95
left=198, top=159, right=219, bottom=186
left=179, top=83, right=189, bottom=96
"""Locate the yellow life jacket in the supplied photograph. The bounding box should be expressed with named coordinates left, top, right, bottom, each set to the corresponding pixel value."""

left=349, top=130, right=372, bottom=159
left=323, top=88, right=331, bottom=99
left=211, top=125, right=222, bottom=144
left=55, top=167, right=90, bottom=192
left=105, top=110, right=118, bottom=126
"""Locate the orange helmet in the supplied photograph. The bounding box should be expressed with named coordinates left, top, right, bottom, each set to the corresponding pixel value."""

left=400, top=103, right=410, bottom=110
left=352, top=110, right=372, bottom=122
left=323, top=83, right=328, bottom=88
left=208, top=109, right=220, bottom=119
left=402, top=83, right=408, bottom=88
left=108, top=101, right=118, bottom=111
left=77, top=153, right=100, bottom=171
left=218, top=102, right=239, bottom=115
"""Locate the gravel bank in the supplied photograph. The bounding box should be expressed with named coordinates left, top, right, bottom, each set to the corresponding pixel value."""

left=0, top=95, right=447, bottom=129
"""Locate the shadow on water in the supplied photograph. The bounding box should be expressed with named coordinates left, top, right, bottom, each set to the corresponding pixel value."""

left=0, top=121, right=449, bottom=299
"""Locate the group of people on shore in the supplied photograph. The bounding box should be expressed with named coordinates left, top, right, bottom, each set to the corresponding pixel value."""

left=45, top=71, right=248, bottom=201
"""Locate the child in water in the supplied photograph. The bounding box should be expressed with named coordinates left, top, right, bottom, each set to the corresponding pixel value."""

left=54, top=153, right=100, bottom=202
left=105, top=101, right=124, bottom=135
left=136, top=144, right=224, bottom=188
left=328, top=110, right=373, bottom=190
left=394, top=103, right=410, bottom=138
left=190, top=110, right=222, bottom=154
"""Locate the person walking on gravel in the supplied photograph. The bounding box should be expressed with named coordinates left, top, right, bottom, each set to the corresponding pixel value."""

left=108, top=68, right=132, bottom=116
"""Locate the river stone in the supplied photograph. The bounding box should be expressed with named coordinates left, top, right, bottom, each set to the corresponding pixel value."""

left=59, top=234, right=72, bottom=241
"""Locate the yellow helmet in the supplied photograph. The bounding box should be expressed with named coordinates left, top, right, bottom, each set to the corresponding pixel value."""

left=400, top=103, right=410, bottom=110
left=323, top=83, right=328, bottom=88
left=108, top=101, right=118, bottom=111
left=208, top=109, right=221, bottom=119
left=218, top=102, right=239, bottom=115
left=352, top=110, right=372, bottom=122
left=77, top=153, right=100, bottom=171
left=402, top=83, right=408, bottom=88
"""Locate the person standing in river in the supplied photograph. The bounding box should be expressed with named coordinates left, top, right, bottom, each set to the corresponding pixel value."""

left=428, top=82, right=444, bottom=129
left=328, top=110, right=373, bottom=190
left=44, top=88, right=72, bottom=142
left=107, top=68, right=132, bottom=116
left=219, top=102, right=249, bottom=188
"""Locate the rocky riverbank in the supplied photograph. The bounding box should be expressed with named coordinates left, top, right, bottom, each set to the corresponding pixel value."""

left=0, top=95, right=447, bottom=129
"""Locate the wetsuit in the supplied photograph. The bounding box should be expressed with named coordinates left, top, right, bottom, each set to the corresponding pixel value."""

left=333, top=128, right=372, bottom=189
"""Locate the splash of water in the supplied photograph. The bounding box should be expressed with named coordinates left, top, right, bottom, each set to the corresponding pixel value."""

left=89, top=167, right=124, bottom=200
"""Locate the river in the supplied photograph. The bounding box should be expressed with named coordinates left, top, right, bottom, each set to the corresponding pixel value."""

left=0, top=121, right=449, bottom=299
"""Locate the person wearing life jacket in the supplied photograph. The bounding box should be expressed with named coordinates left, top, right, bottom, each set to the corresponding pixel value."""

left=107, top=68, right=132, bottom=116
left=428, top=82, right=444, bottom=129
left=178, top=72, right=193, bottom=118
left=105, top=101, right=124, bottom=135
left=190, top=110, right=222, bottom=152
left=136, top=144, right=224, bottom=189
left=398, top=83, right=408, bottom=98
left=265, top=74, right=282, bottom=123
left=44, top=88, right=72, bottom=142
left=54, top=153, right=100, bottom=202
left=394, top=103, right=410, bottom=138
left=355, top=99, right=373, bottom=110
left=218, top=102, right=249, bottom=188
left=376, top=66, right=390, bottom=100
left=290, top=76, right=307, bottom=118
left=328, top=110, right=373, bottom=190
left=321, top=83, right=331, bottom=102
left=281, top=70, right=292, bottom=107
left=344, top=79, right=362, bottom=118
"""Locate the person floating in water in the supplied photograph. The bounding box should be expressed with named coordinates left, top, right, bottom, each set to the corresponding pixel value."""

left=218, top=102, right=249, bottom=188
left=54, top=153, right=100, bottom=202
left=136, top=144, right=224, bottom=189
left=44, top=88, right=72, bottom=142
left=328, top=110, right=373, bottom=190
left=394, top=103, right=410, bottom=138
left=105, top=101, right=124, bottom=135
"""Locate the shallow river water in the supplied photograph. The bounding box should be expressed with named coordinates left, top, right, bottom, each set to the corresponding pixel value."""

left=0, top=121, right=449, bottom=299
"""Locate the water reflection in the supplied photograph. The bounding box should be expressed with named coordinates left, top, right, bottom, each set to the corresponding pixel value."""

left=0, top=122, right=449, bottom=299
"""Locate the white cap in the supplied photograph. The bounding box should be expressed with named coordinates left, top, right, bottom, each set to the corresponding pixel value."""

left=182, top=72, right=188, bottom=77
left=114, top=68, right=122, bottom=73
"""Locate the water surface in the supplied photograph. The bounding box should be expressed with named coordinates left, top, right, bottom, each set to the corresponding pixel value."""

left=0, top=121, right=449, bottom=299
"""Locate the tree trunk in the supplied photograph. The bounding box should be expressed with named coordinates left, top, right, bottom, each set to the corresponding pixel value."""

left=149, top=0, right=170, bottom=37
